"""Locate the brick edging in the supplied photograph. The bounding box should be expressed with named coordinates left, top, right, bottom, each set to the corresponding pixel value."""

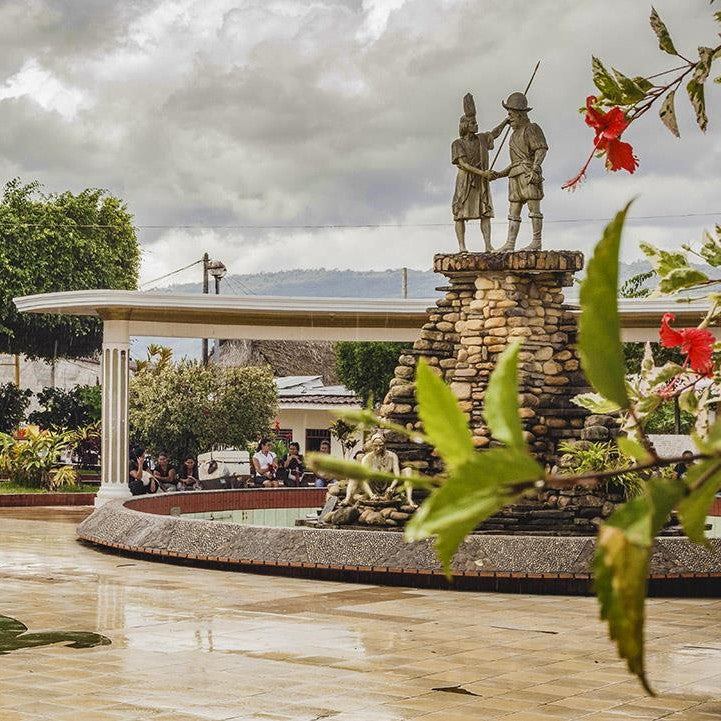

left=0, top=492, right=96, bottom=507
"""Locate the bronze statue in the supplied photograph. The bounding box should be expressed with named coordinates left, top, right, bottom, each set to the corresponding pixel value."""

left=451, top=93, right=507, bottom=253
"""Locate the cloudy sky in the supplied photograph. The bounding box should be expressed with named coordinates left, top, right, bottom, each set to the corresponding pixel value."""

left=0, top=0, right=719, bottom=289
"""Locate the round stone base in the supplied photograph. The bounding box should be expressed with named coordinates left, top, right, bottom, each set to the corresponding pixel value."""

left=433, top=250, right=584, bottom=275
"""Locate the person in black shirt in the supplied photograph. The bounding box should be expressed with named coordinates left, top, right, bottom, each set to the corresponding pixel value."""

left=153, top=451, right=177, bottom=492
left=281, top=442, right=305, bottom=487
left=128, top=446, right=157, bottom=495
left=177, top=455, right=201, bottom=491
left=674, top=450, right=694, bottom=480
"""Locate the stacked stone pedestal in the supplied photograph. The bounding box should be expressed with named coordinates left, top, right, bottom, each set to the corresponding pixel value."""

left=380, top=251, right=590, bottom=474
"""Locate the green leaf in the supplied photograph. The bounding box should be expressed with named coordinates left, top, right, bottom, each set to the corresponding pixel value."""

left=693, top=416, right=721, bottom=454
left=307, top=452, right=419, bottom=487
left=571, top=392, right=622, bottom=414
left=633, top=76, right=654, bottom=93
left=592, top=56, right=625, bottom=103
left=406, top=449, right=543, bottom=571
left=616, top=436, right=652, bottom=463
left=649, top=7, right=678, bottom=56
left=579, top=202, right=633, bottom=410
left=694, top=46, right=717, bottom=84
left=658, top=89, right=680, bottom=138
left=639, top=242, right=689, bottom=276
left=657, top=267, right=710, bottom=294
left=700, top=228, right=721, bottom=266
left=612, top=68, right=649, bottom=103
left=483, top=342, right=524, bottom=449
left=338, top=408, right=421, bottom=442
left=594, top=477, right=685, bottom=694
left=634, top=393, right=663, bottom=418
left=677, top=460, right=721, bottom=544
left=686, top=79, right=708, bottom=132
left=415, top=360, right=475, bottom=470
left=646, top=362, right=684, bottom=389
left=678, top=388, right=699, bottom=414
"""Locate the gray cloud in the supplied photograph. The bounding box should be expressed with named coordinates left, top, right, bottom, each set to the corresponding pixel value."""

left=0, top=0, right=718, bottom=283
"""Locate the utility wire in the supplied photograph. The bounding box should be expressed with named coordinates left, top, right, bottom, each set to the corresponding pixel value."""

left=0, top=211, right=719, bottom=232
left=140, top=259, right=202, bottom=288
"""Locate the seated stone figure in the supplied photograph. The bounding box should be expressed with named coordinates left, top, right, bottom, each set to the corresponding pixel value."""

left=343, top=432, right=416, bottom=508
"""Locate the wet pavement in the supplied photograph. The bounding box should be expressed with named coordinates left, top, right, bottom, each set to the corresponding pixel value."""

left=0, top=507, right=720, bottom=721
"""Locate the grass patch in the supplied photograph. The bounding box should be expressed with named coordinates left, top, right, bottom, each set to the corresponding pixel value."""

left=0, top=481, right=98, bottom=494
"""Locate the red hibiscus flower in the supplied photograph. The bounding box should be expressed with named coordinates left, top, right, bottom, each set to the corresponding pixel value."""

left=659, top=312, right=715, bottom=376
left=562, top=96, right=639, bottom=190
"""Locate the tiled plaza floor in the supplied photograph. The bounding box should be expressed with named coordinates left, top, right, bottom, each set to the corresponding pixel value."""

left=0, top=507, right=720, bottom=721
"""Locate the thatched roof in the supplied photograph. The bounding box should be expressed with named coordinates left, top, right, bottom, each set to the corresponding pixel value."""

left=216, top=340, right=339, bottom=384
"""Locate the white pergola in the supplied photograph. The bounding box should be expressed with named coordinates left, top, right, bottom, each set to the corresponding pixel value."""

left=14, top=289, right=717, bottom=505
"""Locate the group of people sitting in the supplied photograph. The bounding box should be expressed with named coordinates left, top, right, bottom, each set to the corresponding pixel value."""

left=128, top=447, right=201, bottom=496
left=251, top=438, right=341, bottom=488
left=128, top=437, right=349, bottom=495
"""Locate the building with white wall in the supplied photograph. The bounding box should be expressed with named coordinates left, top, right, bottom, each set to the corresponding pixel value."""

left=275, top=376, right=361, bottom=456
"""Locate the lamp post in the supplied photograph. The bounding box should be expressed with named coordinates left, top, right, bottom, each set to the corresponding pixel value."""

left=207, top=259, right=227, bottom=294
left=205, top=259, right=227, bottom=364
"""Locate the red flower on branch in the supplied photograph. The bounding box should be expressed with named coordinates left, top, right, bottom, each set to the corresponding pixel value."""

left=659, top=312, right=715, bottom=376
left=562, top=96, right=639, bottom=190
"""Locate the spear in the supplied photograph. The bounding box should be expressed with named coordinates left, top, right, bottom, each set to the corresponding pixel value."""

left=490, top=60, right=541, bottom=170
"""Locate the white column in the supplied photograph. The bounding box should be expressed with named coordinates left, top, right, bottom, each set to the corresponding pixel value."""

left=95, top=319, right=131, bottom=506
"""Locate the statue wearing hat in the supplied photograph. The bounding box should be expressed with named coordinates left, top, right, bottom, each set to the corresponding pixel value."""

left=492, top=92, right=548, bottom=252
left=451, top=93, right=508, bottom=252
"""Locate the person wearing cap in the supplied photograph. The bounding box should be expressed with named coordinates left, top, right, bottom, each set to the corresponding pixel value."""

left=451, top=93, right=508, bottom=253
left=491, top=92, right=548, bottom=252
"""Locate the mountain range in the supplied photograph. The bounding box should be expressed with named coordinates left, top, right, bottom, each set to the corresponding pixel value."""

left=133, top=261, right=705, bottom=360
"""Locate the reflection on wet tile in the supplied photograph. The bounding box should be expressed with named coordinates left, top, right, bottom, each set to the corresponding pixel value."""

left=0, top=510, right=719, bottom=720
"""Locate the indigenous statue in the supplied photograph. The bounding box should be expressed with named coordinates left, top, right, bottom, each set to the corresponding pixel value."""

left=343, top=432, right=416, bottom=508
left=451, top=93, right=508, bottom=253
left=493, top=92, right=548, bottom=252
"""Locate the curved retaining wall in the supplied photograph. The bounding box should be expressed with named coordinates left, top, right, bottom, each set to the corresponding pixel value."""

left=77, top=489, right=721, bottom=596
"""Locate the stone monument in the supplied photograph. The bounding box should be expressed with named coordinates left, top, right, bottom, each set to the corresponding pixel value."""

left=319, top=87, right=615, bottom=534
left=380, top=251, right=590, bottom=477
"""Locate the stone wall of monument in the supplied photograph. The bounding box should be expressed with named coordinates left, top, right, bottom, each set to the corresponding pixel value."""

left=379, top=251, right=591, bottom=473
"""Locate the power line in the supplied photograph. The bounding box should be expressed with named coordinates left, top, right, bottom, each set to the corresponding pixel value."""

left=0, top=210, right=719, bottom=232
left=140, top=259, right=202, bottom=288
left=221, top=277, right=250, bottom=296
left=133, top=211, right=721, bottom=228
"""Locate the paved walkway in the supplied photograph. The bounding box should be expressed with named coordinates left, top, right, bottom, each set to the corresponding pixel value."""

left=0, top=508, right=720, bottom=721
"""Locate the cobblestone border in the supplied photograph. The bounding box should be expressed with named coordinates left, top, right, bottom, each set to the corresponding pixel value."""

left=76, top=489, right=721, bottom=596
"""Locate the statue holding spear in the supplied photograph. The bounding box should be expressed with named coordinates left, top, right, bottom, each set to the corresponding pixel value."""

left=491, top=61, right=548, bottom=252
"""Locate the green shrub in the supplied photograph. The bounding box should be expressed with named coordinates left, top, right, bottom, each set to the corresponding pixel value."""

left=557, top=441, right=647, bottom=499
left=129, top=347, right=277, bottom=465
left=0, top=383, right=32, bottom=433
left=28, top=384, right=101, bottom=429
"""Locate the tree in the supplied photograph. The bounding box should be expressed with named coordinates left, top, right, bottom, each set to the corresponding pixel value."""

left=129, top=348, right=277, bottom=464
left=28, top=384, right=101, bottom=429
left=0, top=179, right=140, bottom=360
left=334, top=341, right=404, bottom=406
left=0, top=382, right=32, bottom=433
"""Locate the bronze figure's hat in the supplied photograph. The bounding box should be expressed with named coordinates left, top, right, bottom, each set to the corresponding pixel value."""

left=502, top=91, right=532, bottom=112
left=463, top=92, right=476, bottom=117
